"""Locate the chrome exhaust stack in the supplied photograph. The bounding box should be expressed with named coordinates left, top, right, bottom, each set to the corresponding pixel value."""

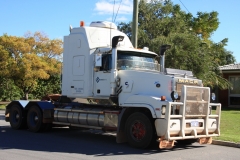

left=159, top=45, right=171, bottom=73
left=111, top=36, right=124, bottom=95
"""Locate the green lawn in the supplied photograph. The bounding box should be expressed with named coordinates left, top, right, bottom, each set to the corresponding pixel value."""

left=0, top=104, right=6, bottom=110
left=213, top=107, right=240, bottom=143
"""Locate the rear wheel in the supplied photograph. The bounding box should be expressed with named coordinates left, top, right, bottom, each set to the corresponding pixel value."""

left=27, top=106, right=44, bottom=132
left=125, top=112, right=154, bottom=149
left=9, top=104, right=26, bottom=129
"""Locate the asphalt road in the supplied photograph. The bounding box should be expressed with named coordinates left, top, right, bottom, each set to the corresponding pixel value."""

left=0, top=110, right=240, bottom=160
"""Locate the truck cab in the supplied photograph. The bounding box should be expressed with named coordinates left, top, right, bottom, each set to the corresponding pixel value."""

left=5, top=21, right=221, bottom=149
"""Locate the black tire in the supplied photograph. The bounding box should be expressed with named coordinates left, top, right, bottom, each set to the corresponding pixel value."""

left=125, top=112, right=154, bottom=149
left=27, top=106, right=44, bottom=132
left=9, top=104, right=26, bottom=129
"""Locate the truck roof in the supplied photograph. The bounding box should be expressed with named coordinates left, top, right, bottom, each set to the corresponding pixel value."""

left=117, top=47, right=158, bottom=56
left=70, top=26, right=133, bottom=49
left=68, top=21, right=157, bottom=56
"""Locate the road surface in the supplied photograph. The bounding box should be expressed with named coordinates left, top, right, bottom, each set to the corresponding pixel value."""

left=0, top=110, right=239, bottom=160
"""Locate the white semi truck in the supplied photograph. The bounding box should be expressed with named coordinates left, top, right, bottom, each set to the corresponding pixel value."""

left=5, top=21, right=221, bottom=149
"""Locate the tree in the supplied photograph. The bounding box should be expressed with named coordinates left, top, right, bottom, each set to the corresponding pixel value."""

left=208, top=38, right=236, bottom=66
left=31, top=74, right=61, bottom=99
left=191, top=11, right=220, bottom=41
left=0, top=32, right=62, bottom=100
left=118, top=0, right=236, bottom=89
left=0, top=77, right=22, bottom=101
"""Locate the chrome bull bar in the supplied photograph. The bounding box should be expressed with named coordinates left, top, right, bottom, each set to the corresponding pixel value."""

left=155, top=86, right=221, bottom=148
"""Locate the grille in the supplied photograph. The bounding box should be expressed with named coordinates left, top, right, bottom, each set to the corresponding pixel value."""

left=185, top=87, right=209, bottom=101
left=176, top=83, right=199, bottom=96
left=181, top=86, right=210, bottom=116
left=185, top=101, right=208, bottom=115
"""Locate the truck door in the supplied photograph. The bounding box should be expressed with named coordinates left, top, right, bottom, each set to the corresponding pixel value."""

left=93, top=54, right=112, bottom=97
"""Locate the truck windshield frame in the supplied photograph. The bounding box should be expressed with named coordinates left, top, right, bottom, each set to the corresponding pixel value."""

left=117, top=51, right=160, bottom=71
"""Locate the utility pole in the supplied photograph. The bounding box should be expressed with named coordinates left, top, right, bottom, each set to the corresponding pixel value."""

left=132, top=0, right=138, bottom=48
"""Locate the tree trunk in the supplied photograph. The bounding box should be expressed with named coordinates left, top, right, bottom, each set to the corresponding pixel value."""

left=23, top=92, right=28, bottom=100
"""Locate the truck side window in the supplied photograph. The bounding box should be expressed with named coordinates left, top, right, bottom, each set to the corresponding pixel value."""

left=100, top=54, right=112, bottom=71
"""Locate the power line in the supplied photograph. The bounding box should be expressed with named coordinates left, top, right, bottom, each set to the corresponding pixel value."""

left=179, top=0, right=190, bottom=13
left=114, top=0, right=123, bottom=22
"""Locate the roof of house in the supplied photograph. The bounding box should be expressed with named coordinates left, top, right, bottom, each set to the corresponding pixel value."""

left=219, top=63, right=240, bottom=70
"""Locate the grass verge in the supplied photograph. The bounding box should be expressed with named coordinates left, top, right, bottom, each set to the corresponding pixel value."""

left=0, top=102, right=9, bottom=110
left=213, top=107, right=240, bottom=143
left=0, top=104, right=6, bottom=110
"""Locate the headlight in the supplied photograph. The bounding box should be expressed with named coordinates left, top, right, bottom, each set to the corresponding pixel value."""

left=171, top=91, right=179, bottom=100
left=186, top=105, right=191, bottom=113
left=211, top=93, right=216, bottom=101
left=161, top=105, right=166, bottom=115
left=199, top=104, right=204, bottom=113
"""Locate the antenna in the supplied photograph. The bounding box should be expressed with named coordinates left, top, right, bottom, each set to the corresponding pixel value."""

left=112, top=0, right=115, bottom=23
left=110, top=0, right=116, bottom=47
left=110, top=0, right=122, bottom=47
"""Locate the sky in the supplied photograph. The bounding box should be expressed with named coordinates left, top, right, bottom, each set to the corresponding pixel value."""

left=1, top=0, right=239, bottom=63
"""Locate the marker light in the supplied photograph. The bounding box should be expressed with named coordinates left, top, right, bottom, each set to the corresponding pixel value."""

left=171, top=91, right=179, bottom=100
left=161, top=96, right=166, bottom=101
left=211, top=93, right=216, bottom=101
left=80, top=21, right=85, bottom=27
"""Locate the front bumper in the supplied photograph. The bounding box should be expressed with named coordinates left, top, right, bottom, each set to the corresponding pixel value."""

left=155, top=102, right=221, bottom=141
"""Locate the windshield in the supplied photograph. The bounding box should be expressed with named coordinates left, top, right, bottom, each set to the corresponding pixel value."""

left=117, top=51, right=160, bottom=71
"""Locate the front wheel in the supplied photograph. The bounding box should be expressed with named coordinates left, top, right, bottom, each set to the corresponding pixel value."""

left=125, top=112, right=154, bottom=149
left=27, top=106, right=44, bottom=132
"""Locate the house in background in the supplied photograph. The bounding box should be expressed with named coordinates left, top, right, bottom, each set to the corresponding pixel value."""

left=218, top=63, right=240, bottom=107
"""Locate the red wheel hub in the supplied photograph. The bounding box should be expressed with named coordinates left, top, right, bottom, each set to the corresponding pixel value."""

left=131, top=121, right=146, bottom=141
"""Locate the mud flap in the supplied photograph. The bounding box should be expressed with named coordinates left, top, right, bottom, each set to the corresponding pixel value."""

left=159, top=137, right=174, bottom=149
left=198, top=137, right=212, bottom=144
left=5, top=113, right=10, bottom=122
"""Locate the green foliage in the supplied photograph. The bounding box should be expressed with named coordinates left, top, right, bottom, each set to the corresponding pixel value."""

left=0, top=32, right=63, bottom=100
left=192, top=11, right=220, bottom=41
left=0, top=77, right=22, bottom=101
left=118, top=0, right=236, bottom=90
left=118, top=22, right=132, bottom=39
left=31, top=74, right=61, bottom=99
